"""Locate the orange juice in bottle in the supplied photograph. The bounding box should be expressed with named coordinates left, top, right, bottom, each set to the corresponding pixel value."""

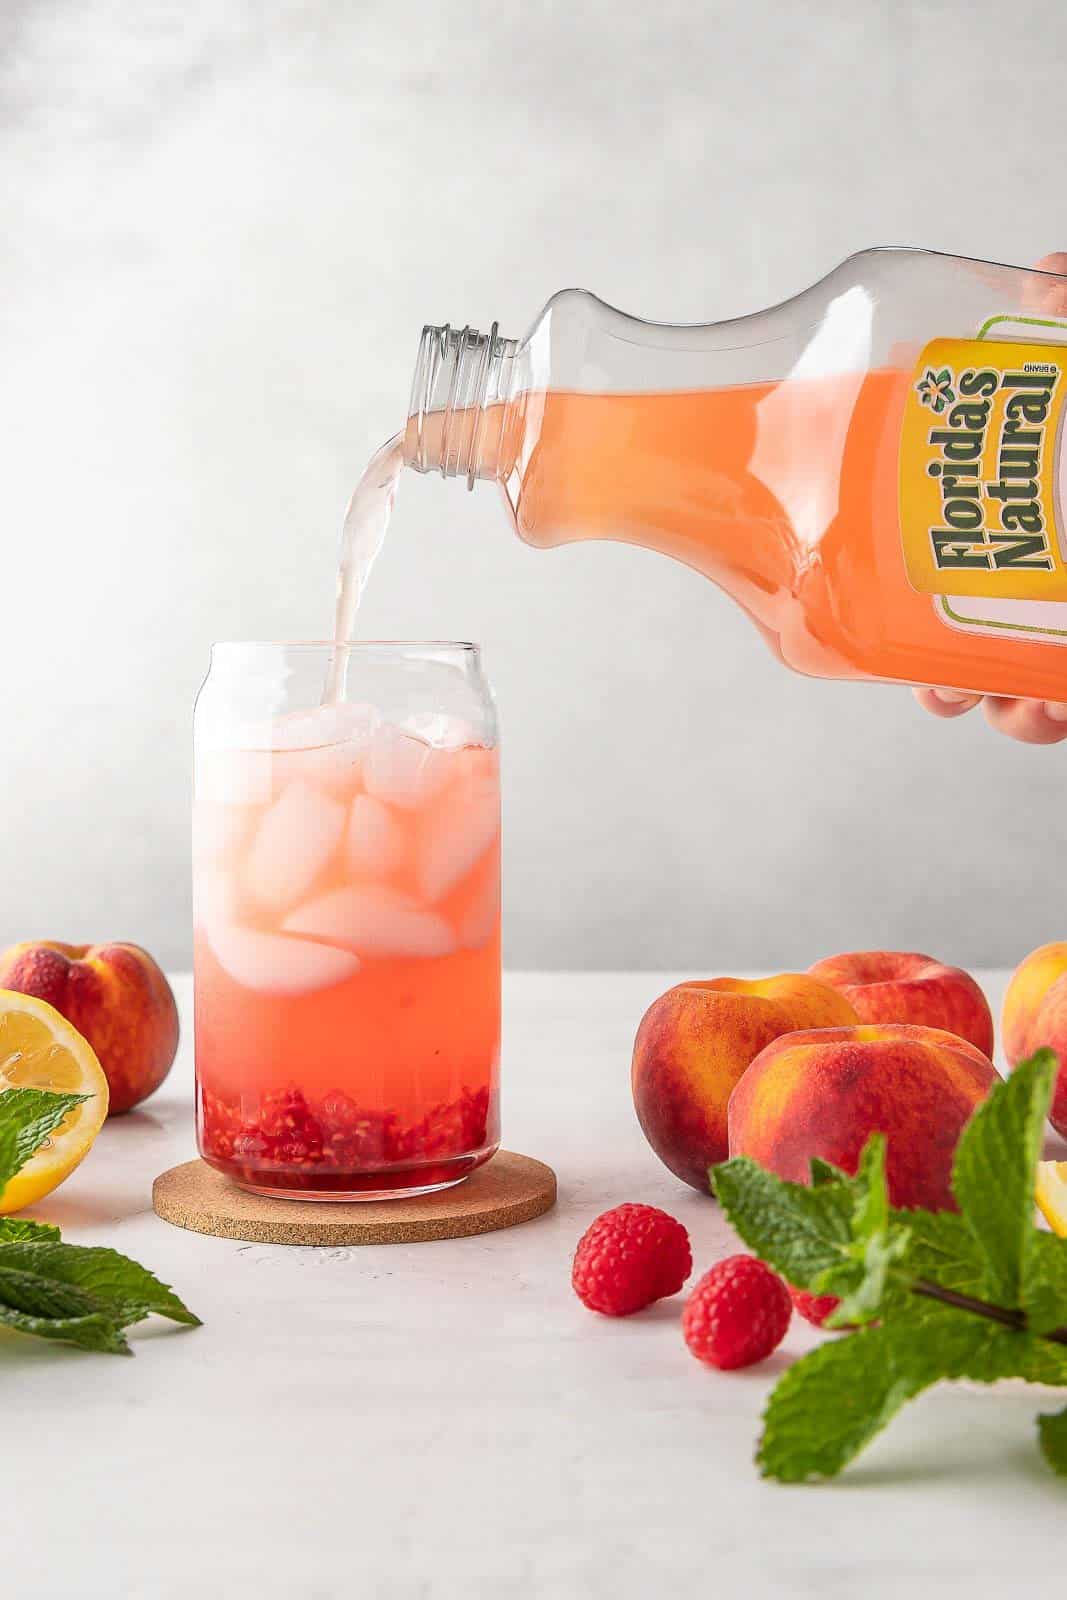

left=405, top=248, right=1067, bottom=701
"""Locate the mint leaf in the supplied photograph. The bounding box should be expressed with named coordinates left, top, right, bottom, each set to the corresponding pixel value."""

left=828, top=1224, right=909, bottom=1329
left=0, top=1302, right=131, bottom=1355
left=1000, top=1331, right=1067, bottom=1388
left=0, top=1218, right=60, bottom=1243
left=809, top=1156, right=851, bottom=1188
left=0, top=1260, right=106, bottom=1319
left=0, top=1258, right=134, bottom=1356
left=712, top=1156, right=854, bottom=1289
left=891, top=1207, right=991, bottom=1299
left=887, top=1303, right=1067, bottom=1386
left=0, top=1124, right=18, bottom=1188
left=851, top=1134, right=890, bottom=1242
left=0, top=1242, right=200, bottom=1329
left=759, top=1322, right=961, bottom=1481
left=951, top=1052, right=1055, bottom=1304
left=759, top=1309, right=1067, bottom=1483
left=1038, top=1407, right=1067, bottom=1475
left=0, top=1087, right=91, bottom=1180
left=1024, top=1232, right=1067, bottom=1336
left=0, top=1242, right=199, bottom=1355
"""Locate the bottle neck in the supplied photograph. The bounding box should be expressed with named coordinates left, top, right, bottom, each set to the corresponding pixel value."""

left=404, top=323, right=520, bottom=487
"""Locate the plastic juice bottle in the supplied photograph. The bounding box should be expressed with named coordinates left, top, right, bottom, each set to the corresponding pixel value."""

left=404, top=247, right=1067, bottom=701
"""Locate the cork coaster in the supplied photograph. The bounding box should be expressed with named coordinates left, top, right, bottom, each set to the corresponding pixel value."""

left=152, top=1151, right=557, bottom=1246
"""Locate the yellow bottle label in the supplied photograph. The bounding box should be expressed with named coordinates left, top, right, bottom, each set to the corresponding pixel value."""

left=900, top=335, right=1067, bottom=601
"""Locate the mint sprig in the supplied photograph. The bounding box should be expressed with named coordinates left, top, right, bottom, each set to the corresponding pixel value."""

left=712, top=1051, right=1067, bottom=1482
left=0, top=1085, right=200, bottom=1355
left=0, top=1242, right=200, bottom=1355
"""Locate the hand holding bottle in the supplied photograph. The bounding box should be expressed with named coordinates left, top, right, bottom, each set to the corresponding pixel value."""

left=914, top=686, right=1067, bottom=743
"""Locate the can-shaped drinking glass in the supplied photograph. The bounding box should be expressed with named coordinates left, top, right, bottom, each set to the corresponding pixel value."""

left=193, top=642, right=500, bottom=1199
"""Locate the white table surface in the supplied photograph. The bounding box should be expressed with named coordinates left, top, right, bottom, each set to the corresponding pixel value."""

left=4, top=968, right=1066, bottom=1598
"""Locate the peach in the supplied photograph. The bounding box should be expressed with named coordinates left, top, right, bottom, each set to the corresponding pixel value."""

left=0, top=941, right=179, bottom=1115
left=1002, top=942, right=1067, bottom=1135
left=807, top=951, right=994, bottom=1058
left=631, top=974, right=858, bottom=1191
left=728, top=1023, right=998, bottom=1211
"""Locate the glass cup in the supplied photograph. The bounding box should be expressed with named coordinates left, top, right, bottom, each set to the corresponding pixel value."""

left=192, top=642, right=501, bottom=1200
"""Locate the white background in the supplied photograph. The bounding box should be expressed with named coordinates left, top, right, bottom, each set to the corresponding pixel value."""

left=3, top=0, right=1067, bottom=970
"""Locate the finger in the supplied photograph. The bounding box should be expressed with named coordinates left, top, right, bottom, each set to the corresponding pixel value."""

left=982, top=696, right=1067, bottom=744
left=913, top=686, right=983, bottom=719
left=1025, top=253, right=1067, bottom=317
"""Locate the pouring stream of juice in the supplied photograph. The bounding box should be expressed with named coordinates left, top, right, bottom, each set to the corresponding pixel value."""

left=325, top=433, right=405, bottom=701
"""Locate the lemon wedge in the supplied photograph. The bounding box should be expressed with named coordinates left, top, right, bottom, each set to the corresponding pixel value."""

left=0, top=990, right=109, bottom=1213
left=1036, top=1161, right=1067, bottom=1237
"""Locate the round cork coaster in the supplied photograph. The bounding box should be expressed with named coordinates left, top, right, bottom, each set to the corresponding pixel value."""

left=152, top=1151, right=557, bottom=1246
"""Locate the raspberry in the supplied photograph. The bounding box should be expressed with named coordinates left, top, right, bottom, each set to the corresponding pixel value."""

left=258, top=1087, right=317, bottom=1141
left=395, top=1086, right=490, bottom=1162
left=325, top=1108, right=397, bottom=1168
left=572, top=1204, right=692, bottom=1316
left=682, top=1255, right=792, bottom=1369
left=788, top=1285, right=843, bottom=1329
left=321, top=1091, right=360, bottom=1131
left=231, top=1131, right=270, bottom=1162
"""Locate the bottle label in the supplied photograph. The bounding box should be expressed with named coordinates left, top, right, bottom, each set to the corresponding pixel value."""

left=900, top=317, right=1067, bottom=644
left=900, top=331, right=1067, bottom=601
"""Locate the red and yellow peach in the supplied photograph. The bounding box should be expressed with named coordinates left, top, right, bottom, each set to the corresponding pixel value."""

left=0, top=941, right=179, bottom=1115
left=631, top=974, right=858, bottom=1190
left=807, top=950, right=994, bottom=1058
left=1002, top=942, right=1067, bottom=1135
left=728, top=1022, right=998, bottom=1211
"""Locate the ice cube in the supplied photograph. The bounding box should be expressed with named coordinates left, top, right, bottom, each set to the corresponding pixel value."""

left=416, top=767, right=500, bottom=902
left=363, top=726, right=449, bottom=810
left=277, top=740, right=365, bottom=798
left=244, top=780, right=346, bottom=911
left=283, top=885, right=456, bottom=959
left=270, top=703, right=379, bottom=751
left=193, top=801, right=259, bottom=864
left=346, top=793, right=407, bottom=878
left=194, top=866, right=236, bottom=935
left=197, top=749, right=274, bottom=806
left=271, top=703, right=380, bottom=797
left=457, top=870, right=501, bottom=950
left=402, top=712, right=475, bottom=750
left=205, top=924, right=359, bottom=994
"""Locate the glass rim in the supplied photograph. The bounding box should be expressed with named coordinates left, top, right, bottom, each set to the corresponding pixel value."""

left=209, top=639, right=480, bottom=655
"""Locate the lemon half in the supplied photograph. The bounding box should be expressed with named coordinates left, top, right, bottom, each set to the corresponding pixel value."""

left=0, top=990, right=109, bottom=1213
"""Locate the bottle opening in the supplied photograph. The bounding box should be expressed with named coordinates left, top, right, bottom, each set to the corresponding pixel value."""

left=406, top=323, right=517, bottom=487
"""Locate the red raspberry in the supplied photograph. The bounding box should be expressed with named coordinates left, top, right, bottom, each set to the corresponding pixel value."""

left=572, top=1204, right=692, bottom=1316
left=321, top=1091, right=361, bottom=1131
left=682, top=1255, right=792, bottom=1369
left=259, top=1087, right=317, bottom=1141
left=788, top=1285, right=842, bottom=1329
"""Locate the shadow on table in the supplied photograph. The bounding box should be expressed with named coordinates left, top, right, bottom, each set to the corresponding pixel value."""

left=21, top=1106, right=195, bottom=1231
left=26, top=1185, right=154, bottom=1229
left=105, top=1106, right=174, bottom=1138
left=832, top=1420, right=1061, bottom=1493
